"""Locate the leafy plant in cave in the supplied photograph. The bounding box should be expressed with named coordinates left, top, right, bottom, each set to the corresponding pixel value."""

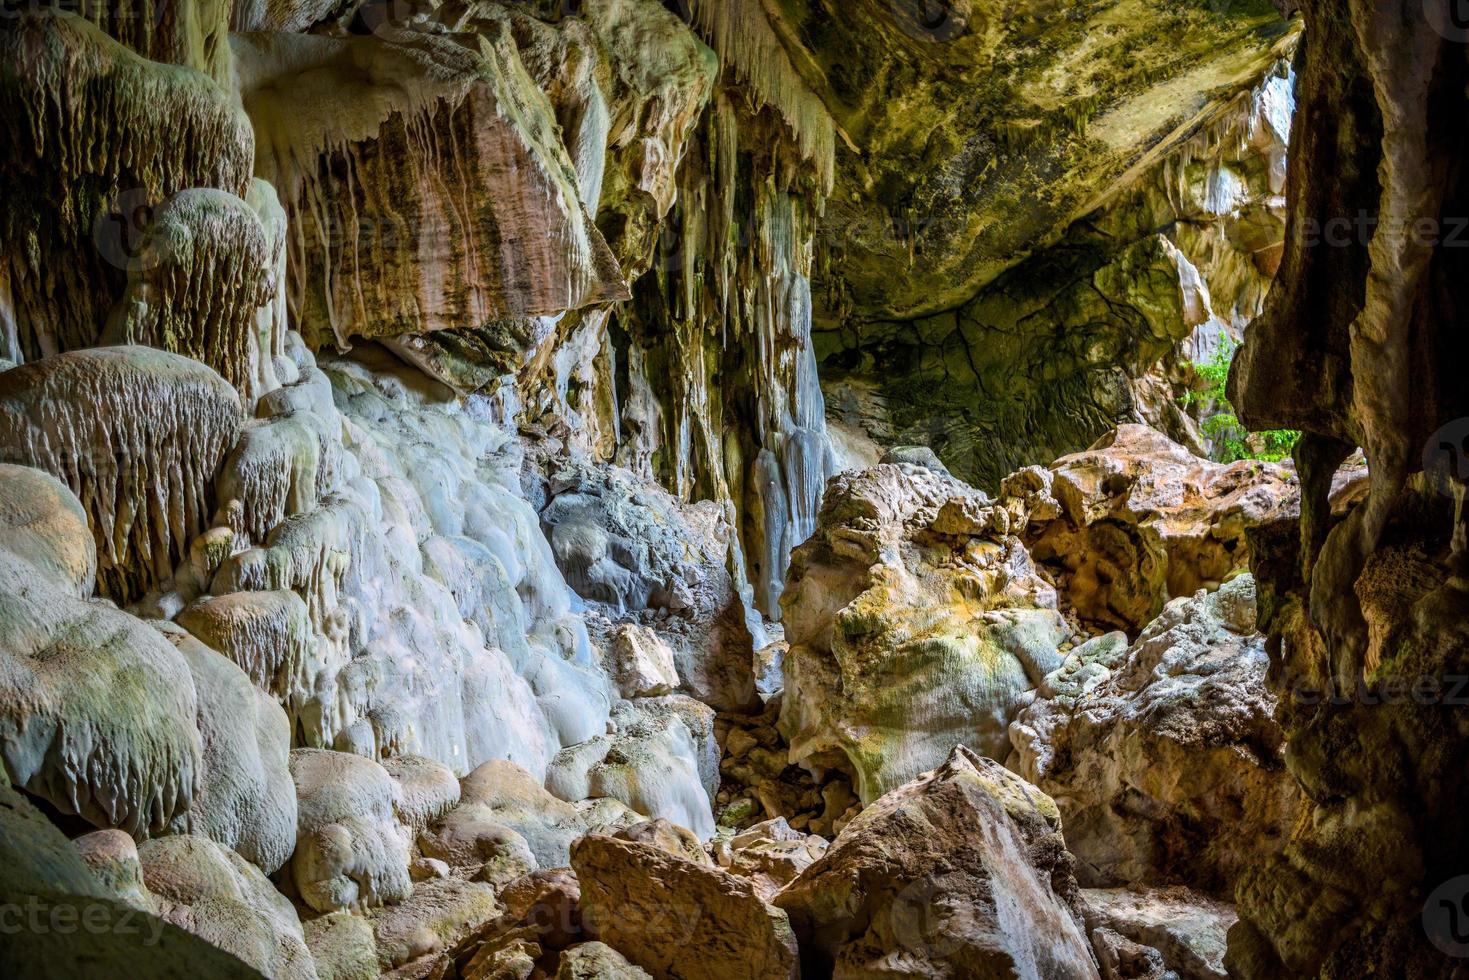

left=1181, top=341, right=1300, bottom=463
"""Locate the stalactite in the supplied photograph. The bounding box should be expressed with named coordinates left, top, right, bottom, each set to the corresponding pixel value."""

left=233, top=24, right=627, bottom=350
left=0, top=347, right=241, bottom=604
left=686, top=0, right=835, bottom=193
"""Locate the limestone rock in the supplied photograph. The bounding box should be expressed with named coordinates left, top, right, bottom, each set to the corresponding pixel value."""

left=457, top=759, right=637, bottom=869
left=417, top=805, right=538, bottom=887
left=0, top=10, right=253, bottom=361
left=556, top=942, right=651, bottom=980
left=546, top=696, right=717, bottom=840
left=0, top=462, right=97, bottom=595
left=538, top=455, right=757, bottom=712
left=776, top=745, right=1098, bottom=978
left=105, top=188, right=279, bottom=406
left=1009, top=575, right=1296, bottom=893
left=0, top=547, right=201, bottom=837
left=74, top=830, right=155, bottom=914
left=289, top=748, right=412, bottom=913
left=385, top=755, right=462, bottom=832
left=162, top=625, right=298, bottom=876
left=1084, top=887, right=1236, bottom=980
left=0, top=781, right=264, bottom=979
left=1017, top=424, right=1297, bottom=632
left=0, top=346, right=241, bottom=603
left=571, top=834, right=799, bottom=980
left=367, top=877, right=502, bottom=972
left=604, top=623, right=680, bottom=699
left=304, top=911, right=380, bottom=980
left=139, top=834, right=317, bottom=980
left=610, top=818, right=709, bottom=866
left=233, top=24, right=627, bottom=348
left=779, top=463, right=1067, bottom=802
left=719, top=817, right=828, bottom=903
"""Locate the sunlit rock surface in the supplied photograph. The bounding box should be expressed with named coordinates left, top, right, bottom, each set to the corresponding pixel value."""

left=779, top=462, right=1067, bottom=802
left=1010, top=575, right=1297, bottom=895
left=777, top=745, right=1098, bottom=978
left=1013, top=423, right=1298, bottom=632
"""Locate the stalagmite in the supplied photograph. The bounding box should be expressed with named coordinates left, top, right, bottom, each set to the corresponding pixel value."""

left=0, top=468, right=201, bottom=837
left=106, top=189, right=277, bottom=406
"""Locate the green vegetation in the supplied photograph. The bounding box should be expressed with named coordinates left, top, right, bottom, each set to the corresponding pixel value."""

left=1182, top=341, right=1300, bottom=463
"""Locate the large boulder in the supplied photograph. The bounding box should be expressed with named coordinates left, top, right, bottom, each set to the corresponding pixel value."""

left=779, top=463, right=1068, bottom=802
left=776, top=745, right=1099, bottom=978
left=232, top=22, right=627, bottom=349
left=1009, top=575, right=1297, bottom=894
left=162, top=625, right=298, bottom=875
left=537, top=455, right=758, bottom=712
left=456, top=758, right=638, bottom=869
left=0, top=467, right=202, bottom=836
left=0, top=781, right=264, bottom=979
left=1012, top=425, right=1297, bottom=633
left=139, top=835, right=318, bottom=980
left=546, top=696, right=717, bottom=840
left=570, top=834, right=799, bottom=980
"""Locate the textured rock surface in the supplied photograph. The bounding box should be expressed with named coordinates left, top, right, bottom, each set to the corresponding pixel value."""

left=1016, top=424, right=1298, bottom=632
left=289, top=748, right=412, bottom=913
left=1084, top=887, right=1236, bottom=980
left=1218, top=3, right=1469, bottom=973
left=0, top=346, right=240, bottom=603
left=105, top=188, right=279, bottom=407
left=777, top=745, right=1098, bottom=978
left=536, top=454, right=758, bottom=712
left=0, top=10, right=254, bottom=362
left=0, top=465, right=202, bottom=836
left=546, top=695, right=718, bottom=839
left=780, top=463, right=1067, bottom=802
left=0, top=781, right=264, bottom=979
left=139, top=834, right=317, bottom=980
left=234, top=23, right=627, bottom=348
left=571, top=833, right=799, bottom=980
left=1010, top=575, right=1296, bottom=894
left=162, top=625, right=298, bottom=875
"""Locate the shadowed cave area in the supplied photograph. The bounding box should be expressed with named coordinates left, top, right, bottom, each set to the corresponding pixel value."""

left=0, top=1, right=1466, bottom=978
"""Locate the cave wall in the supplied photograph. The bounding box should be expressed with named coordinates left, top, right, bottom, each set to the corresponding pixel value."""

left=1226, top=1, right=1469, bottom=975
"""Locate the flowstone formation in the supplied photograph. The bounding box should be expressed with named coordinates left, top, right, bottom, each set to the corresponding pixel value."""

left=1, top=1, right=1453, bottom=978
